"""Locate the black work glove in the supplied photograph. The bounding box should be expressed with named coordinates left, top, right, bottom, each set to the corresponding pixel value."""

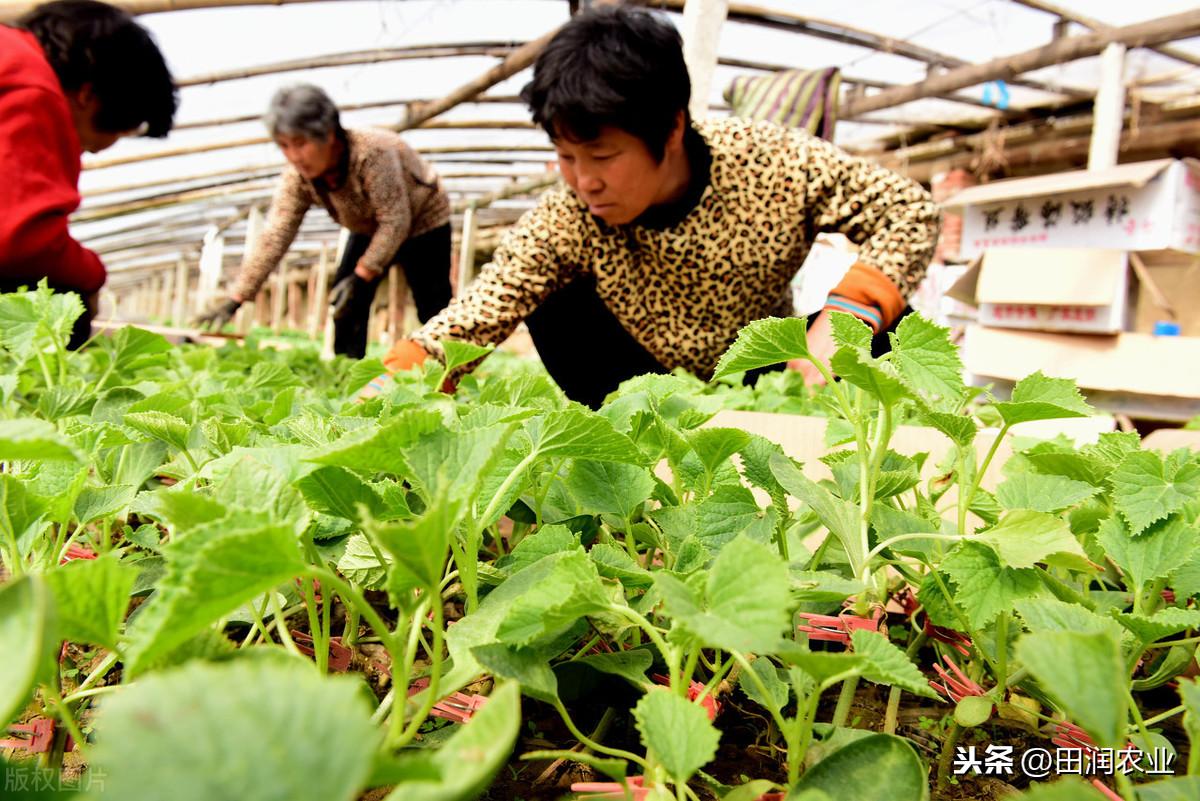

left=328, top=272, right=375, bottom=321
left=193, top=298, right=241, bottom=330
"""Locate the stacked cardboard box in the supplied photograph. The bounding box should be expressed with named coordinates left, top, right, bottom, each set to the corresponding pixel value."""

left=942, top=158, right=1200, bottom=421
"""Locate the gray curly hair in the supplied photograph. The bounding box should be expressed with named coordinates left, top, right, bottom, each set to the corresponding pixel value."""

left=264, top=83, right=341, bottom=140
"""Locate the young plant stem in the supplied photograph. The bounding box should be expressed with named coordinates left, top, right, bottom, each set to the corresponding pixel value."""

left=552, top=698, right=649, bottom=768
left=730, top=653, right=789, bottom=735
left=241, top=593, right=272, bottom=647
left=1141, top=703, right=1186, bottom=728
left=866, top=532, right=964, bottom=563
left=301, top=579, right=327, bottom=674
left=269, top=591, right=302, bottom=658
left=609, top=604, right=675, bottom=679
left=994, top=612, right=1009, bottom=693
left=393, top=593, right=445, bottom=748
left=44, top=683, right=88, bottom=756
left=343, top=602, right=361, bottom=647
left=831, top=676, right=859, bottom=727
left=965, top=424, right=1010, bottom=512
left=1124, top=685, right=1155, bottom=754
left=67, top=651, right=119, bottom=699
left=936, top=721, right=964, bottom=790
left=680, top=645, right=701, bottom=694
left=622, top=515, right=638, bottom=562
left=884, top=686, right=903, bottom=735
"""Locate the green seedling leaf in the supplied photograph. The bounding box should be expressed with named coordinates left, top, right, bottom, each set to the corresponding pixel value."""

left=1014, top=598, right=1124, bottom=640
left=739, top=434, right=787, bottom=497
left=132, top=486, right=227, bottom=538
left=574, top=649, right=654, bottom=686
left=1096, top=515, right=1200, bottom=597
left=786, top=734, right=928, bottom=801
left=123, top=410, right=192, bottom=453
left=1112, top=607, right=1200, bottom=645
left=656, top=536, right=792, bottom=653
left=742, top=656, right=789, bottom=715
left=216, top=456, right=310, bottom=536
left=44, top=553, right=135, bottom=650
left=634, top=687, right=720, bottom=784
left=970, top=510, right=1089, bottom=570
left=565, top=460, right=655, bottom=518
left=589, top=543, right=653, bottom=587
left=336, top=534, right=391, bottom=591
left=1009, top=779, right=1109, bottom=801
left=442, top=339, right=495, bottom=374
left=296, top=466, right=385, bottom=522
left=790, top=571, right=866, bottom=605
left=495, top=549, right=611, bottom=646
left=123, top=517, right=307, bottom=675
left=1110, top=449, right=1200, bottom=536
left=382, top=682, right=521, bottom=801
left=890, top=313, right=965, bottom=410
left=88, top=660, right=377, bottom=801
left=941, top=541, right=1047, bottom=629
left=996, top=472, right=1099, bottom=513
left=1136, top=777, right=1200, bottom=801
left=776, top=646, right=865, bottom=687
left=712, top=317, right=811, bottom=379
left=993, top=372, right=1093, bottom=426
left=830, top=341, right=909, bottom=407
left=916, top=403, right=977, bottom=448
left=471, top=643, right=558, bottom=703
left=519, top=750, right=628, bottom=785
left=103, top=325, right=172, bottom=375
left=851, top=630, right=939, bottom=699
left=1016, top=630, right=1127, bottom=748
left=524, top=408, right=644, bottom=464
left=771, top=452, right=863, bottom=570
left=371, top=495, right=463, bottom=595
left=309, top=408, right=443, bottom=477
left=73, top=483, right=136, bottom=527
left=0, top=418, right=79, bottom=461
left=1023, top=444, right=1113, bottom=487
left=687, top=427, right=751, bottom=479
left=1, top=474, right=48, bottom=558
left=403, top=424, right=511, bottom=509
left=1182, top=679, right=1200, bottom=770
left=496, top=524, right=578, bottom=575
left=696, top=484, right=774, bottom=551
left=0, top=575, right=57, bottom=729
left=245, top=361, right=301, bottom=392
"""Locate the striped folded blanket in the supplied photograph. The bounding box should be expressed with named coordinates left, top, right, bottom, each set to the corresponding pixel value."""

left=724, top=67, right=841, bottom=140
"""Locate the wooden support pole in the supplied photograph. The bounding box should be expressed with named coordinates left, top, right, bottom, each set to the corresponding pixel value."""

left=307, top=245, right=330, bottom=339
left=681, top=0, right=729, bottom=121
left=272, top=259, right=288, bottom=333
left=1088, top=42, right=1127, bottom=171
left=171, top=258, right=188, bottom=325
left=160, top=267, right=175, bottom=323
left=387, top=266, right=406, bottom=345
left=842, top=8, right=1200, bottom=118
left=457, top=202, right=479, bottom=293
left=1009, top=0, right=1200, bottom=69
left=287, top=277, right=304, bottom=331
left=0, top=0, right=327, bottom=24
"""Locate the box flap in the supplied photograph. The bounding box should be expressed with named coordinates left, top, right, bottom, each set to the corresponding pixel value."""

left=976, top=249, right=1126, bottom=306
left=945, top=256, right=981, bottom=306
left=964, top=325, right=1200, bottom=399
left=1141, top=428, right=1200, bottom=453
left=943, top=159, right=1175, bottom=210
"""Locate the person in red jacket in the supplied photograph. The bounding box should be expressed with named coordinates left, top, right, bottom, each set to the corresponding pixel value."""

left=0, top=0, right=177, bottom=347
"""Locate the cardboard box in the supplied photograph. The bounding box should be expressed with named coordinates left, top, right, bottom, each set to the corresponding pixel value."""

left=962, top=325, right=1200, bottom=421
left=1131, top=252, right=1200, bottom=337
left=947, top=249, right=1130, bottom=335
left=944, top=159, right=1200, bottom=258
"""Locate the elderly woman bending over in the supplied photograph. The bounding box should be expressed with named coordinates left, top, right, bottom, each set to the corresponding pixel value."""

left=197, top=84, right=452, bottom=358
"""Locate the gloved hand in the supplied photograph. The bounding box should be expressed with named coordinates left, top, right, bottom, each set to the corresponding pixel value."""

left=193, top=298, right=241, bottom=330
left=328, top=272, right=375, bottom=321
left=357, top=340, right=432, bottom=401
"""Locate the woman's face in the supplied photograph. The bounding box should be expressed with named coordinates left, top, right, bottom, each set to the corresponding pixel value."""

left=275, top=130, right=338, bottom=180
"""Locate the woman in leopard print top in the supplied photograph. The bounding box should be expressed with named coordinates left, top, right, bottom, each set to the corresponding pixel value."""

left=371, top=7, right=941, bottom=407
left=198, top=84, right=452, bottom=358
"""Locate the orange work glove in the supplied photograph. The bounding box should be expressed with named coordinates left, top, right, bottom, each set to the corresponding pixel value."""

left=357, top=340, right=431, bottom=401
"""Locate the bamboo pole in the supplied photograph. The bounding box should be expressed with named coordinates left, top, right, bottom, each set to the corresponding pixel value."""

left=457, top=203, right=479, bottom=293
left=174, top=95, right=523, bottom=132
left=842, top=9, right=1200, bottom=118
left=171, top=258, right=188, bottom=325
left=681, top=0, right=729, bottom=120
left=271, top=259, right=288, bottom=332
left=178, top=42, right=519, bottom=87
left=386, top=265, right=405, bottom=345
left=0, top=0, right=328, bottom=24
left=1008, top=0, right=1200, bottom=69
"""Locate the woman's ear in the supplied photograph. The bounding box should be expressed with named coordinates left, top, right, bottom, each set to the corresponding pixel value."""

left=666, top=109, right=687, bottom=153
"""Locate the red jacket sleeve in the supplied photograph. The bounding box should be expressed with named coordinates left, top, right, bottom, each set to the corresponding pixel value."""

left=0, top=85, right=105, bottom=293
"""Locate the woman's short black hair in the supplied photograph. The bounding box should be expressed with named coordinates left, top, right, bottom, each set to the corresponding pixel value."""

left=521, top=5, right=690, bottom=162
left=18, top=0, right=177, bottom=138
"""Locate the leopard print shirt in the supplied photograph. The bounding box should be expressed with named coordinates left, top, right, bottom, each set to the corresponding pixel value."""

left=412, top=117, right=941, bottom=378
left=234, top=128, right=450, bottom=299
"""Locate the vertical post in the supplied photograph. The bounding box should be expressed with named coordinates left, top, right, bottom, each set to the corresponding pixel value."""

left=272, top=258, right=288, bottom=333
left=387, top=265, right=408, bottom=344
left=160, top=267, right=175, bottom=323
left=680, top=0, right=728, bottom=122
left=308, top=244, right=330, bottom=340
left=288, top=275, right=304, bottom=331
left=1088, top=42, right=1127, bottom=171
left=457, top=202, right=479, bottom=294
left=172, top=258, right=188, bottom=325
left=323, top=230, right=351, bottom=358
left=198, top=226, right=224, bottom=313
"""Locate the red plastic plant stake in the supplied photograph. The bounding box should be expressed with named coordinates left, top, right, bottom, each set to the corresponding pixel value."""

left=929, top=655, right=987, bottom=703
left=290, top=631, right=353, bottom=672
left=571, top=775, right=649, bottom=800
left=406, top=679, right=489, bottom=724
left=651, top=674, right=721, bottom=721
left=922, top=614, right=973, bottom=657
left=796, top=609, right=881, bottom=646
left=0, top=719, right=56, bottom=754
left=59, top=544, right=97, bottom=565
